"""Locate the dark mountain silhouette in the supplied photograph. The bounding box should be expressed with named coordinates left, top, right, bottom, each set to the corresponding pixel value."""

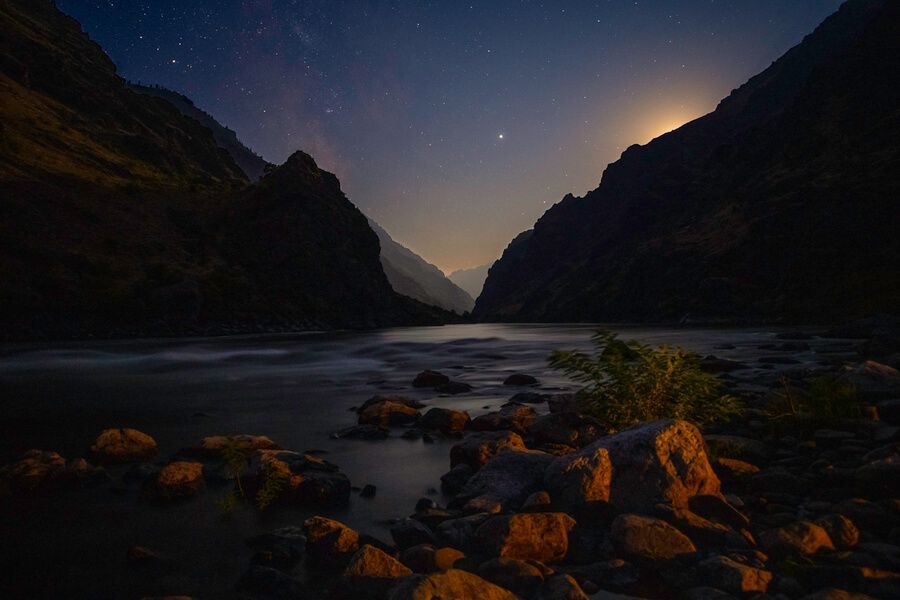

left=448, top=263, right=492, bottom=302
left=475, top=0, right=900, bottom=324
left=129, top=83, right=269, bottom=182
left=368, top=220, right=475, bottom=314
left=0, top=0, right=448, bottom=339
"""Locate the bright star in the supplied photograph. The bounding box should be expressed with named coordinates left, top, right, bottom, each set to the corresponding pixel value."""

left=498, top=133, right=504, bottom=139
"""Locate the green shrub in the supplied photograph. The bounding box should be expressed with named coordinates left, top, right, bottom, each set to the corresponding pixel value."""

left=255, top=464, right=290, bottom=511
left=549, top=330, right=742, bottom=429
left=768, top=375, right=859, bottom=427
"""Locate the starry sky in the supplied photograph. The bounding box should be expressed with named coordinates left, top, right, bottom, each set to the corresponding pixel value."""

left=59, top=0, right=844, bottom=273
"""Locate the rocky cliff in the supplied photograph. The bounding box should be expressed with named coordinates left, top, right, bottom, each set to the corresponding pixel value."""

left=475, top=0, right=900, bottom=324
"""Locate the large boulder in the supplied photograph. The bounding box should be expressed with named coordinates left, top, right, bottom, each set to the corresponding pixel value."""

left=471, top=403, right=537, bottom=434
left=549, top=420, right=721, bottom=513
left=245, top=449, right=350, bottom=507
left=387, top=569, right=518, bottom=600
left=91, top=428, right=158, bottom=463
left=610, top=514, right=697, bottom=563
left=418, top=408, right=470, bottom=433
left=339, top=544, right=413, bottom=598
left=303, top=516, right=360, bottom=566
left=759, top=521, right=835, bottom=557
left=413, top=370, right=451, bottom=388
left=473, top=513, right=576, bottom=563
left=452, top=449, right=555, bottom=513
left=146, top=461, right=204, bottom=500
left=450, top=431, right=526, bottom=470
left=504, top=373, right=539, bottom=386
left=359, top=399, right=421, bottom=427
left=0, top=450, right=98, bottom=494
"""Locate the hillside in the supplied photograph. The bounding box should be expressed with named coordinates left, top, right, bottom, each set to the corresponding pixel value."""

left=475, top=0, right=900, bottom=324
left=448, top=263, right=491, bottom=302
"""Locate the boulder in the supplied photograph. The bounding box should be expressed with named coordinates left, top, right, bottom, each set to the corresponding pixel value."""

left=450, top=431, right=526, bottom=470
left=197, top=434, right=279, bottom=457
left=697, top=555, right=773, bottom=594
left=418, top=408, right=470, bottom=433
left=504, top=373, right=539, bottom=386
left=713, top=457, right=760, bottom=482
left=339, top=544, right=412, bottom=598
left=146, top=461, right=204, bottom=500
left=332, top=425, right=389, bottom=440
left=547, top=420, right=721, bottom=513
left=0, top=450, right=67, bottom=494
left=413, top=370, right=450, bottom=388
left=387, top=569, right=518, bottom=600
left=437, top=381, right=474, bottom=395
left=759, top=521, right=836, bottom=557
left=303, top=516, right=360, bottom=566
left=473, top=513, right=576, bottom=563
left=391, top=518, right=438, bottom=550
left=477, top=557, right=546, bottom=597
left=453, top=449, right=555, bottom=513
left=359, top=399, right=421, bottom=427
left=91, top=428, right=158, bottom=463
left=529, top=413, right=603, bottom=448
left=359, top=395, right=425, bottom=413
left=440, top=464, right=474, bottom=495
left=536, top=574, right=589, bottom=600
left=471, top=403, right=538, bottom=434
left=246, top=450, right=350, bottom=507
left=609, top=514, right=697, bottom=563
left=402, top=545, right=466, bottom=573
left=654, top=505, right=751, bottom=550
left=815, top=514, right=860, bottom=550
left=436, top=513, right=492, bottom=549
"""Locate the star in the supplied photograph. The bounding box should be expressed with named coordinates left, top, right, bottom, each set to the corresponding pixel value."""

left=498, top=133, right=504, bottom=140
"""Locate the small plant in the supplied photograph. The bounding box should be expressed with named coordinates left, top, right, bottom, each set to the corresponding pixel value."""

left=549, top=330, right=742, bottom=429
left=255, top=463, right=290, bottom=511
left=220, top=437, right=249, bottom=500
left=768, top=375, right=859, bottom=427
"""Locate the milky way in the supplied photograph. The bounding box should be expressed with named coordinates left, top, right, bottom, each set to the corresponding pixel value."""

left=59, top=0, right=843, bottom=272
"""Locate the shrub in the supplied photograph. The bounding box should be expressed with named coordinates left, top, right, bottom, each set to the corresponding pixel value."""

left=549, top=330, right=742, bottom=429
left=768, top=375, right=859, bottom=427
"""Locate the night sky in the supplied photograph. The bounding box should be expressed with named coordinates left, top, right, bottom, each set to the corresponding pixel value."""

left=59, top=0, right=844, bottom=273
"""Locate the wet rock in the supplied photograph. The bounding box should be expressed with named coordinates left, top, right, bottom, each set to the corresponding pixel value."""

left=504, top=373, right=539, bottom=386
left=453, top=449, right=555, bottom=512
left=387, top=569, right=518, bottom=600
left=477, top=557, right=546, bottom=597
left=437, top=381, right=474, bottom=395
left=332, top=425, right=389, bottom=440
left=473, top=513, right=576, bottom=563
left=510, top=391, right=551, bottom=404
left=197, top=435, right=279, bottom=457
left=697, top=555, right=773, bottom=594
left=536, top=574, right=589, bottom=600
left=339, top=544, right=413, bottom=599
left=246, top=526, right=306, bottom=570
left=529, top=413, right=603, bottom=448
left=391, top=518, right=437, bottom=550
left=413, top=370, right=450, bottom=388
left=146, top=461, right=204, bottom=500
left=236, top=565, right=307, bottom=599
left=359, top=399, right=421, bottom=427
left=418, top=408, right=470, bottom=433
left=759, top=521, right=836, bottom=557
left=440, top=464, right=475, bottom=495
left=471, top=403, right=538, bottom=434
left=815, top=514, right=860, bottom=550
left=303, top=516, right=360, bottom=567
left=91, top=428, right=158, bottom=464
left=450, top=431, right=526, bottom=470
left=610, top=514, right=697, bottom=563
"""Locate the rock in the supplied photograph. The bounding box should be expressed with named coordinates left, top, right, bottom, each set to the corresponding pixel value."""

left=798, top=589, right=876, bottom=600
left=146, top=461, right=204, bottom=500
left=303, top=516, right=360, bottom=566
left=246, top=526, right=306, bottom=569
left=387, top=569, right=518, bottom=600
left=440, top=464, right=475, bottom=495
left=477, top=557, right=546, bottom=597
left=332, top=424, right=389, bottom=440
left=245, top=450, right=350, bottom=507
left=840, top=361, right=900, bottom=400
left=877, top=399, right=900, bottom=425
left=712, top=457, right=760, bottom=482
left=548, top=394, right=580, bottom=415
left=815, top=514, right=860, bottom=550
left=609, top=514, right=697, bottom=563
left=558, top=559, right=640, bottom=595
left=450, top=431, right=526, bottom=470
left=549, top=420, right=721, bottom=514
left=358, top=395, right=425, bottom=413
left=0, top=450, right=68, bottom=494
left=361, top=484, right=377, bottom=498
left=510, top=391, right=551, bottom=404
left=91, top=428, right=158, bottom=463
left=473, top=513, right=576, bottom=563
left=339, top=544, right=413, bottom=598
left=236, top=565, right=307, bottom=599
left=529, top=413, right=603, bottom=448
left=453, top=449, right=555, bottom=512
left=749, top=466, right=804, bottom=495
left=437, top=381, right=474, bottom=395
left=418, top=408, right=470, bottom=433
left=401, top=544, right=437, bottom=573
left=697, top=555, right=773, bottom=594
left=536, top=574, right=589, bottom=600
left=704, top=435, right=772, bottom=463
left=433, top=547, right=466, bottom=571
left=436, top=513, right=492, bottom=549
left=471, top=404, right=538, bottom=434
left=197, top=434, right=279, bottom=457
left=391, top=518, right=438, bottom=550
left=855, top=452, right=900, bottom=497
left=359, top=399, right=421, bottom=427
left=688, top=495, right=750, bottom=530
left=413, top=370, right=450, bottom=388
left=654, top=505, right=751, bottom=550
left=523, top=491, right=553, bottom=512
left=504, top=373, right=539, bottom=386
left=759, top=521, right=836, bottom=557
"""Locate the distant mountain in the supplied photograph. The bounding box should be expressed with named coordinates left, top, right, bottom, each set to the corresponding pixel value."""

left=129, top=83, right=269, bottom=182
left=448, top=263, right=492, bottom=301
left=476, top=0, right=900, bottom=324
left=0, top=0, right=448, bottom=339
left=369, top=220, right=475, bottom=314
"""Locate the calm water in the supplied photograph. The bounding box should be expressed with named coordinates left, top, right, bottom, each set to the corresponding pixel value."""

left=0, top=324, right=847, bottom=598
